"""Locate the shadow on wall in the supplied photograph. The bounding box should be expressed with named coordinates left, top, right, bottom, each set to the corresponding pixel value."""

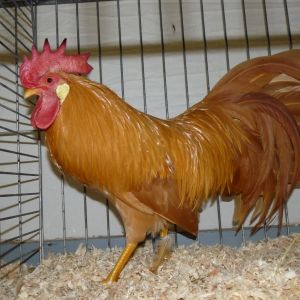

left=1, top=34, right=300, bottom=63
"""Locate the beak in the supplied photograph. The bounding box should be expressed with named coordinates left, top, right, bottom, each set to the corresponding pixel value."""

left=24, top=88, right=40, bottom=99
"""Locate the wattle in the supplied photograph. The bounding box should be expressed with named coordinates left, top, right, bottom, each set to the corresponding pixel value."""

left=31, top=92, right=60, bottom=130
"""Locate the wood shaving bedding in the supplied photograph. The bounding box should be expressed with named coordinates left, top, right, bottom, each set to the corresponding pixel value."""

left=1, top=234, right=300, bottom=300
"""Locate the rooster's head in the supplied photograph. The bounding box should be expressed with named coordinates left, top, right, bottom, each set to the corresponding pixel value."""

left=20, top=39, right=93, bottom=130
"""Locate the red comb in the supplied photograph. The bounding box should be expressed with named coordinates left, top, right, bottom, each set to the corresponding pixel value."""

left=20, top=39, right=93, bottom=88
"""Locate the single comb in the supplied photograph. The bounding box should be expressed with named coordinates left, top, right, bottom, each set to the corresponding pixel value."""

left=20, top=38, right=93, bottom=88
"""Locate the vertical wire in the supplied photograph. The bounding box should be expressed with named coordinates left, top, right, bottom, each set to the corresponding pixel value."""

left=198, top=0, right=209, bottom=243
left=76, top=0, right=80, bottom=54
left=263, top=223, right=268, bottom=240
left=96, top=0, right=111, bottom=249
left=116, top=0, right=125, bottom=99
left=262, top=0, right=271, bottom=239
left=54, top=0, right=67, bottom=253
left=158, top=0, right=169, bottom=119
left=61, top=176, right=67, bottom=253
left=200, top=0, right=210, bottom=91
left=38, top=134, right=44, bottom=262
left=158, top=0, right=175, bottom=246
left=284, top=0, right=293, bottom=234
left=15, top=4, right=23, bottom=267
left=178, top=0, right=190, bottom=246
left=283, top=0, right=292, bottom=236
left=262, top=0, right=271, bottom=56
left=178, top=0, right=190, bottom=109
left=138, top=0, right=155, bottom=249
left=284, top=5, right=292, bottom=239
left=96, top=0, right=103, bottom=84
left=34, top=1, right=37, bottom=46
left=30, top=0, right=45, bottom=262
left=240, top=0, right=250, bottom=247
left=283, top=0, right=293, bottom=50
left=75, top=0, right=89, bottom=250
left=105, top=199, right=111, bottom=248
left=284, top=203, right=290, bottom=235
left=216, top=195, right=223, bottom=245
left=137, top=0, right=147, bottom=113
left=220, top=0, right=230, bottom=71
left=215, top=0, right=233, bottom=246
left=54, top=0, right=66, bottom=254
left=116, top=0, right=126, bottom=244
left=30, top=0, right=36, bottom=45
left=241, top=0, right=250, bottom=60
left=83, top=187, right=88, bottom=248
left=55, top=0, right=59, bottom=46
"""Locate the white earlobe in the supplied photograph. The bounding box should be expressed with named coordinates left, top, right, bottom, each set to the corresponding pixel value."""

left=56, top=83, right=70, bottom=103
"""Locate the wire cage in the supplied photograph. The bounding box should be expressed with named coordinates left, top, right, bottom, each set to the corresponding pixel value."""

left=1, top=0, right=300, bottom=274
left=0, top=0, right=42, bottom=270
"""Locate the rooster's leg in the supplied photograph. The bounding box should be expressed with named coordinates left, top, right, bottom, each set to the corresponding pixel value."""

left=149, top=228, right=172, bottom=273
left=102, top=243, right=137, bottom=283
left=160, top=228, right=168, bottom=238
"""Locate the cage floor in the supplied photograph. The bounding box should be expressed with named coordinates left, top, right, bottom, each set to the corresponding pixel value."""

left=1, top=234, right=300, bottom=300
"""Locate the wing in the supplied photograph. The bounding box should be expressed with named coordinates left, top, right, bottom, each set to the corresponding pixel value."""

left=120, top=177, right=199, bottom=236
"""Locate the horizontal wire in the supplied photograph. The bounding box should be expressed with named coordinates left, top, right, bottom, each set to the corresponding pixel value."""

left=19, top=247, right=40, bottom=266
left=0, top=20, right=31, bottom=52
left=0, top=182, right=39, bottom=193
left=11, top=0, right=32, bottom=24
left=0, top=228, right=39, bottom=245
left=0, top=95, right=33, bottom=109
left=0, top=171, right=39, bottom=176
left=0, top=192, right=39, bottom=198
left=0, top=129, right=36, bottom=137
left=0, top=81, right=25, bottom=99
left=0, top=40, right=17, bottom=57
left=0, top=0, right=31, bottom=8
left=0, top=63, right=19, bottom=77
left=1, top=242, right=23, bottom=260
left=0, top=102, right=31, bottom=121
left=0, top=148, right=38, bottom=158
left=0, top=210, right=39, bottom=222
left=0, top=197, right=39, bottom=214
left=0, top=231, right=39, bottom=258
left=0, top=248, right=39, bottom=271
left=0, top=126, right=37, bottom=140
left=7, top=0, right=122, bottom=7
left=23, top=0, right=33, bottom=8
left=0, top=4, right=33, bottom=41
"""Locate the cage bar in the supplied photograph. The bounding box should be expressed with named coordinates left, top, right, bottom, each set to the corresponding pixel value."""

left=0, top=0, right=41, bottom=272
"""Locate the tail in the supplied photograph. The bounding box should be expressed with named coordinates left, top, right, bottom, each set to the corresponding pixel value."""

left=235, top=93, right=300, bottom=234
left=211, top=50, right=300, bottom=130
left=208, top=50, right=300, bottom=234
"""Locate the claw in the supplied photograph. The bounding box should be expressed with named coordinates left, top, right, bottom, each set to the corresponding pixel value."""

left=101, top=276, right=115, bottom=284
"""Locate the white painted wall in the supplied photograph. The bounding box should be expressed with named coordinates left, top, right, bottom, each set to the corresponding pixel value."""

left=1, top=0, right=300, bottom=241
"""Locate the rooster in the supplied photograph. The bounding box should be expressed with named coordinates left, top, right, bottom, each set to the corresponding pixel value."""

left=21, top=39, right=300, bottom=282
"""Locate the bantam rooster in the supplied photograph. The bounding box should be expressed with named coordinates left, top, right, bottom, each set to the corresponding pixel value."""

left=21, top=39, right=300, bottom=282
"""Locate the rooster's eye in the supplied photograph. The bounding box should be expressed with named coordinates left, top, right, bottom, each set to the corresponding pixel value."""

left=47, top=77, right=53, bottom=83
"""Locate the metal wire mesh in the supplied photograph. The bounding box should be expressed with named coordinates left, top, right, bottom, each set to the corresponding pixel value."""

left=1, top=0, right=300, bottom=272
left=0, top=0, right=42, bottom=271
